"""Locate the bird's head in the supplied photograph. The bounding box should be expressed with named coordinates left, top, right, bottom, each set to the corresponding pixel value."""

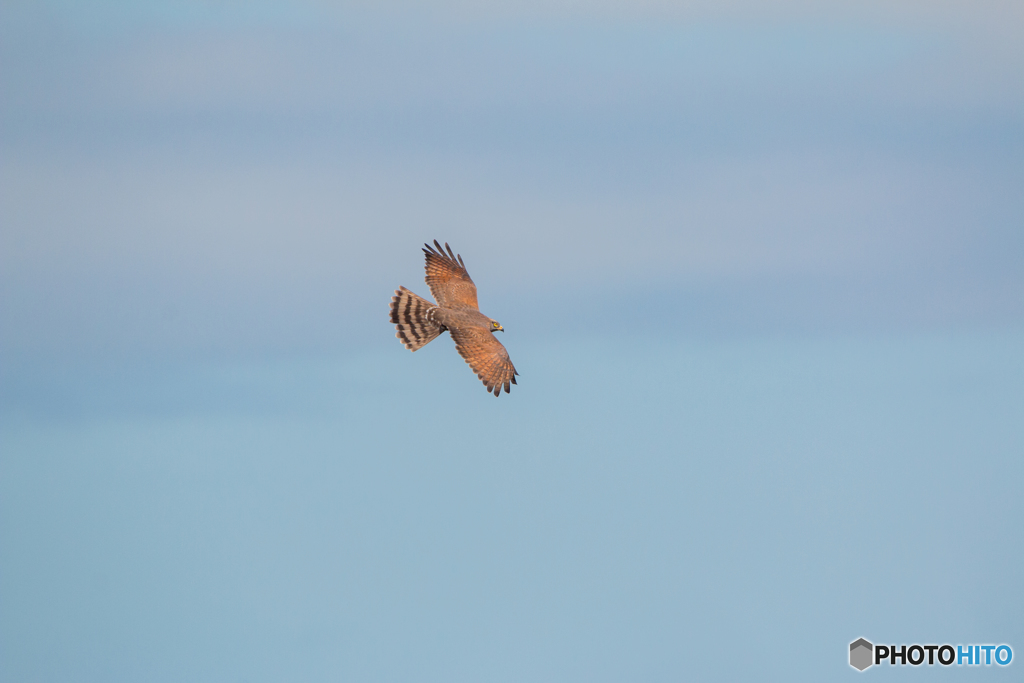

left=490, top=320, right=504, bottom=333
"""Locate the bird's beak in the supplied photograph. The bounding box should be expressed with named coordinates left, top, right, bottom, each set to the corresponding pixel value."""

left=498, top=326, right=504, bottom=332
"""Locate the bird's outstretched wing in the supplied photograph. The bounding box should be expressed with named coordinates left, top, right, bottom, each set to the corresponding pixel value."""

left=423, top=240, right=479, bottom=309
left=449, top=326, right=518, bottom=396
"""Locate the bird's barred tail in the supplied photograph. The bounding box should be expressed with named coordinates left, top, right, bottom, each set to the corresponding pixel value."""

left=390, top=287, right=444, bottom=351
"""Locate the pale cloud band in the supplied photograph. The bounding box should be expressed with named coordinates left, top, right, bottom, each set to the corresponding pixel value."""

left=1, top=0, right=1021, bottom=362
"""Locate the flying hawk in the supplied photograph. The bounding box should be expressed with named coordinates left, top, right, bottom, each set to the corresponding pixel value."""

left=389, top=241, right=518, bottom=396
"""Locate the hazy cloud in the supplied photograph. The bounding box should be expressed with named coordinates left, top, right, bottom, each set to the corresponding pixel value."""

left=1, top=1, right=1021, bottom=362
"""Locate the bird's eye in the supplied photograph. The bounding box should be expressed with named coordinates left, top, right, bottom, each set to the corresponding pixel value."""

left=493, top=322, right=500, bottom=327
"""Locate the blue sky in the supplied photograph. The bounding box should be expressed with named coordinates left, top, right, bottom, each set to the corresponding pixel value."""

left=1, top=1, right=1022, bottom=681
left=2, top=0, right=1021, bottom=363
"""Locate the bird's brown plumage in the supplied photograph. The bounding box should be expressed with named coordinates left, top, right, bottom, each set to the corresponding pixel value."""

left=422, top=240, right=479, bottom=310
left=450, top=326, right=518, bottom=397
left=389, top=241, right=518, bottom=396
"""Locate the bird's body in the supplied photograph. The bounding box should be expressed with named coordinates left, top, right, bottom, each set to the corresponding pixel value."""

left=438, top=305, right=503, bottom=331
left=389, top=241, right=518, bottom=396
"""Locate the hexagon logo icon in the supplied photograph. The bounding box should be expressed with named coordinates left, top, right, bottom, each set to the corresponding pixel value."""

left=850, top=638, right=873, bottom=671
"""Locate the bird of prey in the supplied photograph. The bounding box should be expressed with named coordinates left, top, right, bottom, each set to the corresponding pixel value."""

left=390, top=241, right=518, bottom=396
